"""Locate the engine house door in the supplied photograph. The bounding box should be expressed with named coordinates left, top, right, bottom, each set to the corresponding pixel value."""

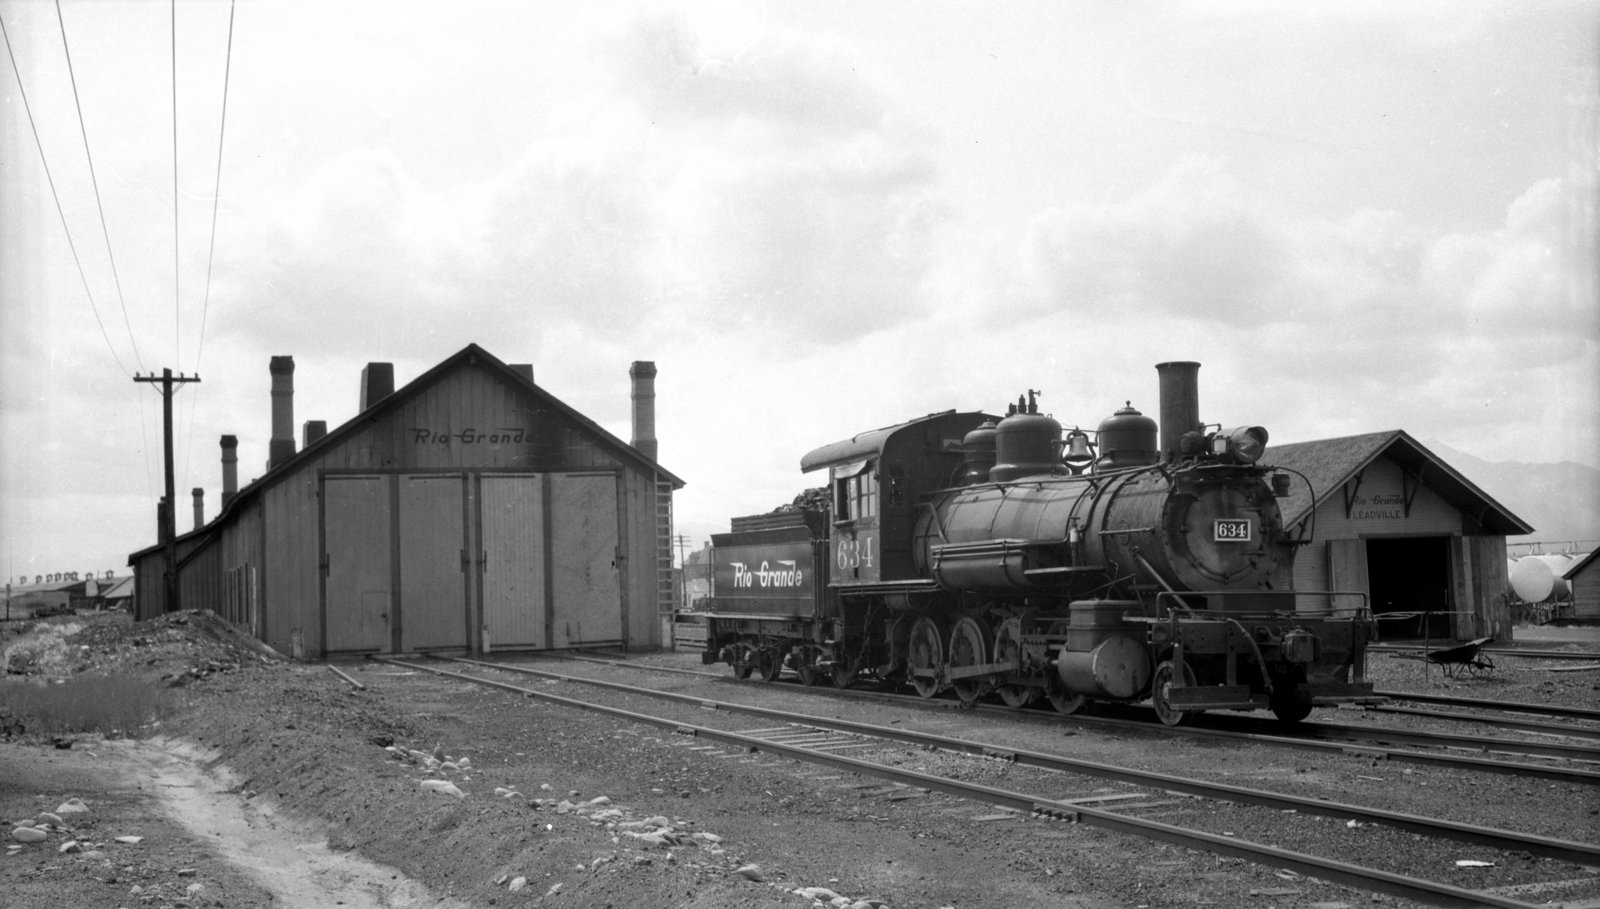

left=548, top=473, right=622, bottom=647
left=398, top=474, right=470, bottom=652
left=479, top=474, right=547, bottom=651
left=322, top=475, right=393, bottom=653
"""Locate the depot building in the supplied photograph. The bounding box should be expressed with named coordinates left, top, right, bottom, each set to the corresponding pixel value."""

left=1266, top=430, right=1532, bottom=641
left=129, top=344, right=682, bottom=658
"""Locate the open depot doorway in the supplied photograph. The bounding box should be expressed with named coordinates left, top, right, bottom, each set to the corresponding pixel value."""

left=1366, top=536, right=1455, bottom=641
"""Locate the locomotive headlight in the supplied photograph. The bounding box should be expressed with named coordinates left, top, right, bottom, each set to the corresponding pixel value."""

left=1210, top=426, right=1269, bottom=464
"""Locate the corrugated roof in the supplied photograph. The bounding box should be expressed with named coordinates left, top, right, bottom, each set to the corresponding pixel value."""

left=1265, top=429, right=1533, bottom=536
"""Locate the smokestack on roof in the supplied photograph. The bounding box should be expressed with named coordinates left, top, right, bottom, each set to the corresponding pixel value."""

left=629, top=361, right=658, bottom=462
left=361, top=362, right=394, bottom=410
left=269, top=356, right=296, bottom=469
left=192, top=488, right=204, bottom=531
left=1155, top=361, right=1201, bottom=461
left=303, top=420, right=328, bottom=447
left=510, top=363, right=534, bottom=383
left=220, top=435, right=238, bottom=506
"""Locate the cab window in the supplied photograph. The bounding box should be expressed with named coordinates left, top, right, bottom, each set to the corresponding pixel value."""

left=832, top=460, right=876, bottom=523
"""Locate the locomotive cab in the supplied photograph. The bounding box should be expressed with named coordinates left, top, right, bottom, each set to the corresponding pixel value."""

left=799, top=410, right=998, bottom=587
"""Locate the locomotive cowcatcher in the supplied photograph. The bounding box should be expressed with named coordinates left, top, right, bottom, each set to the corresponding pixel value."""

left=694, top=362, right=1379, bottom=724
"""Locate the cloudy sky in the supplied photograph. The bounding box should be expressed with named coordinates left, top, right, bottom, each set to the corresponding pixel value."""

left=2, top=0, right=1596, bottom=580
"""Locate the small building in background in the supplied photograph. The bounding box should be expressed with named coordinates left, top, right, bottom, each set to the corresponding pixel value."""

left=1266, top=430, right=1533, bottom=641
left=1563, top=550, right=1600, bottom=621
left=682, top=542, right=714, bottom=609
left=129, top=344, right=683, bottom=658
left=1, top=573, right=131, bottom=618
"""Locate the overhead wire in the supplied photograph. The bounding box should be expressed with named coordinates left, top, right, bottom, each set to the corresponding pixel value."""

left=194, top=0, right=235, bottom=372
left=181, top=0, right=237, bottom=508
left=0, top=9, right=131, bottom=378
left=171, top=0, right=181, bottom=367
left=52, top=0, right=144, bottom=374
left=2, top=4, right=158, bottom=499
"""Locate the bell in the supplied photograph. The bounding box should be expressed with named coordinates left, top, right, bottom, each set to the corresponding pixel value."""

left=1063, top=429, right=1094, bottom=467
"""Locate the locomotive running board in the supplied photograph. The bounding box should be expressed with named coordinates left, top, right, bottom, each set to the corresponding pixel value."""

left=1166, top=685, right=1261, bottom=710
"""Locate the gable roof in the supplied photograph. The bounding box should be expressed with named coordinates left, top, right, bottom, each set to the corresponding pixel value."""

left=1564, top=548, right=1600, bottom=579
left=1265, top=429, right=1533, bottom=536
left=131, top=343, right=683, bottom=561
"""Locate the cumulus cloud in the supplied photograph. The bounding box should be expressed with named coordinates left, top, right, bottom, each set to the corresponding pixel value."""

left=1018, top=159, right=1295, bottom=324
left=213, top=7, right=944, bottom=359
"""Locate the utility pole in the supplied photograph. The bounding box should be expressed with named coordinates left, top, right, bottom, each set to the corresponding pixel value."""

left=135, top=369, right=200, bottom=614
left=674, top=534, right=691, bottom=611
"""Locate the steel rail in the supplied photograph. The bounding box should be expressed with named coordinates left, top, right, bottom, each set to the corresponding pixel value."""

left=1373, top=691, right=1600, bottom=722
left=373, top=654, right=1551, bottom=909
left=435, top=655, right=1599, bottom=867
left=557, top=651, right=1600, bottom=784
left=1243, top=716, right=1600, bottom=763
left=1369, top=644, right=1600, bottom=662
left=1363, top=704, right=1600, bottom=741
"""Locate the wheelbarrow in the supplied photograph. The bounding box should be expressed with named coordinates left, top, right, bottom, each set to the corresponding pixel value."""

left=1425, top=636, right=1496, bottom=678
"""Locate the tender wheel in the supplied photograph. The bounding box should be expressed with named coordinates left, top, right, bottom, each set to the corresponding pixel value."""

left=948, top=616, right=994, bottom=706
left=796, top=664, right=819, bottom=687
left=992, top=617, right=1035, bottom=710
left=1269, top=685, right=1314, bottom=723
left=794, top=646, right=823, bottom=687
left=1151, top=659, right=1197, bottom=727
left=832, top=659, right=857, bottom=688
left=908, top=617, right=945, bottom=699
left=757, top=648, right=783, bottom=682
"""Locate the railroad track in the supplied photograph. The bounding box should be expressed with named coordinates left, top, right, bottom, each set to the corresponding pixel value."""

left=558, top=651, right=1600, bottom=783
left=1369, top=644, right=1600, bottom=663
left=371, top=654, right=1597, bottom=909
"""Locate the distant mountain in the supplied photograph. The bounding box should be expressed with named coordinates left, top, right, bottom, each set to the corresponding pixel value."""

left=1422, top=439, right=1600, bottom=549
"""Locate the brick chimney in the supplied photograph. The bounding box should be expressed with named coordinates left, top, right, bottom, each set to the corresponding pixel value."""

left=361, top=362, right=394, bottom=410
left=629, top=361, right=657, bottom=461
left=269, top=356, right=296, bottom=468
left=303, top=420, right=328, bottom=447
left=192, top=488, right=204, bottom=531
left=220, top=435, right=238, bottom=506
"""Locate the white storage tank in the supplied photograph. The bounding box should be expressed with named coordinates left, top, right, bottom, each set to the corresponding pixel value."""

left=1509, top=554, right=1574, bottom=603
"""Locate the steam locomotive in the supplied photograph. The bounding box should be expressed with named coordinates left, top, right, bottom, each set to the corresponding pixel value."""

left=695, top=362, right=1379, bottom=724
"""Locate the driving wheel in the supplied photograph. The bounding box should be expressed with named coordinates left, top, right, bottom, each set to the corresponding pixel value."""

left=948, top=616, right=994, bottom=706
left=908, top=616, right=945, bottom=698
left=992, top=616, right=1035, bottom=709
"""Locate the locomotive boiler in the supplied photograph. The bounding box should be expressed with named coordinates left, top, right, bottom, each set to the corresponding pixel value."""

left=696, top=362, right=1379, bottom=724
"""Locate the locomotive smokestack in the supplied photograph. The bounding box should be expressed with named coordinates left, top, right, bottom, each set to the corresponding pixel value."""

left=268, top=356, right=296, bottom=469
left=1155, top=361, right=1201, bottom=461
left=630, top=360, right=658, bottom=461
